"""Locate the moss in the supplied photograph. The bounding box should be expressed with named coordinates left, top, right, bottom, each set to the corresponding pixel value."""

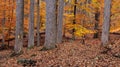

left=28, top=45, right=34, bottom=49
left=10, top=51, right=23, bottom=57
left=40, top=45, right=57, bottom=51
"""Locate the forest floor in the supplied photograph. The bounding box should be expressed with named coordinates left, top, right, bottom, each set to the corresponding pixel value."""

left=0, top=34, right=120, bottom=67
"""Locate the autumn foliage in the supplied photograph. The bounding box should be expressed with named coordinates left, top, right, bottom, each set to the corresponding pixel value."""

left=0, top=0, right=120, bottom=40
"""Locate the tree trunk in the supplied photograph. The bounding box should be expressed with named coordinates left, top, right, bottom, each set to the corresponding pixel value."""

left=93, top=8, right=100, bottom=38
left=101, top=0, right=111, bottom=45
left=1, top=14, right=5, bottom=46
left=28, top=0, right=35, bottom=48
left=36, top=0, right=40, bottom=46
left=72, top=0, right=77, bottom=40
left=14, top=0, right=24, bottom=53
left=1, top=0, right=6, bottom=46
left=43, top=0, right=57, bottom=50
left=56, top=0, right=64, bottom=43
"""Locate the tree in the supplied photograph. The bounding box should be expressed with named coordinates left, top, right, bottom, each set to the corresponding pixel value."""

left=1, top=13, right=5, bottom=48
left=1, top=0, right=6, bottom=47
left=72, top=0, right=77, bottom=40
left=43, top=0, right=57, bottom=50
left=101, top=0, right=111, bottom=45
left=93, top=8, right=100, bottom=38
left=14, top=0, right=24, bottom=53
left=28, top=0, right=35, bottom=48
left=56, top=0, right=64, bottom=43
left=36, top=0, right=40, bottom=46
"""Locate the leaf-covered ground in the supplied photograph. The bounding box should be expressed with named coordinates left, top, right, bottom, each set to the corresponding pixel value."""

left=0, top=34, right=120, bottom=67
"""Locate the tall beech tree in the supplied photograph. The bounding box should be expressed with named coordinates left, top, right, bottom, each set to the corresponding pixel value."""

left=101, top=0, right=111, bottom=45
left=36, top=0, right=40, bottom=46
left=14, top=0, right=24, bottom=53
left=43, top=0, right=57, bottom=50
left=56, top=0, right=64, bottom=43
left=1, top=0, right=6, bottom=47
left=28, top=0, right=35, bottom=48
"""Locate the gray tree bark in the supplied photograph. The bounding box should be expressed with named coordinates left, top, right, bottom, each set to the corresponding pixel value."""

left=44, top=0, right=57, bottom=50
left=56, top=0, right=64, bottom=43
left=1, top=12, right=5, bottom=46
left=14, top=0, right=24, bottom=53
left=36, top=0, right=40, bottom=46
left=1, top=0, right=6, bottom=46
left=28, top=0, right=35, bottom=48
left=101, top=0, right=111, bottom=45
